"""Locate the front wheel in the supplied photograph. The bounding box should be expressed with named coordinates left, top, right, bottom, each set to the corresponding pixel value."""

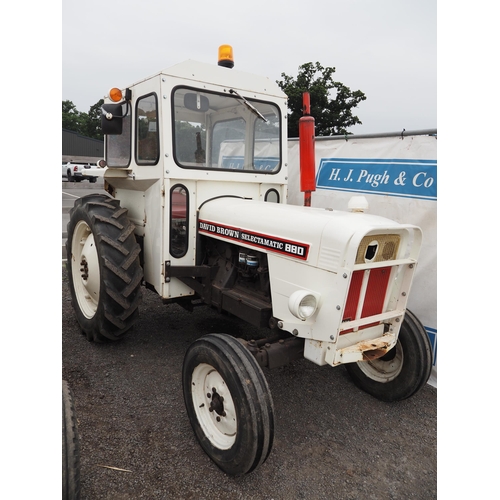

left=183, top=334, right=274, bottom=476
left=344, top=310, right=433, bottom=402
left=66, top=194, right=143, bottom=342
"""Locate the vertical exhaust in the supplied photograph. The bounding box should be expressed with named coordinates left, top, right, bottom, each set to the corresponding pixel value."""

left=299, top=92, right=316, bottom=206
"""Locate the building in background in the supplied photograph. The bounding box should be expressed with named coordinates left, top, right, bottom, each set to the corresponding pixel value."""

left=62, top=129, right=104, bottom=163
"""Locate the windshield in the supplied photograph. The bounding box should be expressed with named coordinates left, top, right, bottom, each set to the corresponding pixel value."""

left=172, top=87, right=281, bottom=173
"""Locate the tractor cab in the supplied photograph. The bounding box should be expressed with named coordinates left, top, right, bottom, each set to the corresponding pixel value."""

left=99, top=51, right=289, bottom=296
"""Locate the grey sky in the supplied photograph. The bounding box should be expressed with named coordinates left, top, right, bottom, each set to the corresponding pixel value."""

left=62, top=0, right=436, bottom=134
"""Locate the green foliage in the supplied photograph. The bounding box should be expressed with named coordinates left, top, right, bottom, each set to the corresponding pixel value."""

left=82, top=99, right=104, bottom=141
left=62, top=99, right=104, bottom=141
left=277, top=62, right=366, bottom=137
left=62, top=100, right=82, bottom=133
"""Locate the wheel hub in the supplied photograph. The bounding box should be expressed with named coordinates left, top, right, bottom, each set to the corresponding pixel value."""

left=208, top=388, right=227, bottom=418
left=191, top=363, right=237, bottom=449
left=71, top=220, right=101, bottom=319
left=358, top=341, right=404, bottom=383
left=80, top=258, right=89, bottom=281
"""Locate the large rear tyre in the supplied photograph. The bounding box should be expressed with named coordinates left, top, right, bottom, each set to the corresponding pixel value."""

left=344, top=310, right=433, bottom=402
left=62, top=381, right=80, bottom=500
left=66, top=194, right=143, bottom=342
left=182, top=334, right=274, bottom=476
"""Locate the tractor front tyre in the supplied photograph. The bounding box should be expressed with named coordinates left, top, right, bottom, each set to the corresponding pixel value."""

left=62, top=381, right=80, bottom=500
left=66, top=194, right=143, bottom=342
left=344, top=310, right=433, bottom=402
left=183, top=334, right=275, bottom=476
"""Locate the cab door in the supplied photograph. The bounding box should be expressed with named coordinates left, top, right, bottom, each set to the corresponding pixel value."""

left=164, top=180, right=197, bottom=299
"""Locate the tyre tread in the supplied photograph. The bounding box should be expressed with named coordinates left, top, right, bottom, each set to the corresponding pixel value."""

left=66, top=194, right=143, bottom=342
left=345, top=309, right=433, bottom=402
left=62, top=380, right=80, bottom=500
left=183, top=333, right=275, bottom=476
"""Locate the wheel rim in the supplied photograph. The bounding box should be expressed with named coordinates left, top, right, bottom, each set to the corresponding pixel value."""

left=191, top=363, right=237, bottom=450
left=357, top=340, right=404, bottom=383
left=71, top=220, right=100, bottom=319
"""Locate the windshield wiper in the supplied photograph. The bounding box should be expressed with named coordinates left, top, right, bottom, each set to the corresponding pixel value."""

left=229, top=89, right=268, bottom=123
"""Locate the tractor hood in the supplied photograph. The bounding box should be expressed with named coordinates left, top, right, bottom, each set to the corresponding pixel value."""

left=198, top=198, right=421, bottom=273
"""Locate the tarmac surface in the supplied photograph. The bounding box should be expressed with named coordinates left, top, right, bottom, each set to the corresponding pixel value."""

left=62, top=179, right=437, bottom=499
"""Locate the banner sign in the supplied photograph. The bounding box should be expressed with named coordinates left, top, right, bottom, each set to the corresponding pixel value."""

left=287, top=134, right=437, bottom=385
left=221, top=155, right=279, bottom=171
left=426, top=327, right=437, bottom=365
left=254, top=157, right=279, bottom=171
left=198, top=219, right=310, bottom=259
left=316, top=158, right=437, bottom=200
left=220, top=155, right=244, bottom=169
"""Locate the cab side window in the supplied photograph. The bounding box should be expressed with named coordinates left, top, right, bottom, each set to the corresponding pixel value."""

left=170, top=185, right=189, bottom=258
left=136, top=94, right=159, bottom=164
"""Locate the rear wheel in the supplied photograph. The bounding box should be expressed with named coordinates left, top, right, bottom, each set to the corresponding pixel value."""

left=62, top=381, right=80, bottom=500
left=183, top=334, right=274, bottom=476
left=344, top=310, right=432, bottom=401
left=66, top=194, right=143, bottom=341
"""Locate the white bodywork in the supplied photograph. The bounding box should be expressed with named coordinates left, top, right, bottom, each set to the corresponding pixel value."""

left=198, top=198, right=421, bottom=366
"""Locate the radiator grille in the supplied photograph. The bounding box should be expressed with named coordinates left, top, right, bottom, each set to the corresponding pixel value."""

left=355, top=234, right=400, bottom=264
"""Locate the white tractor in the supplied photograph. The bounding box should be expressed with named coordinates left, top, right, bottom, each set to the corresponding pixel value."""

left=66, top=46, right=432, bottom=476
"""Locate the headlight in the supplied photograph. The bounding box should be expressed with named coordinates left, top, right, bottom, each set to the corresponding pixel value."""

left=288, top=291, right=319, bottom=320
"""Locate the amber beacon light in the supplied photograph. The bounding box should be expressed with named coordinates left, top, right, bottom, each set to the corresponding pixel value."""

left=218, top=45, right=234, bottom=68
left=109, top=87, right=124, bottom=102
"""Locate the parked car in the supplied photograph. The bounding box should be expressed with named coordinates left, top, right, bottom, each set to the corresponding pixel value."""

left=62, top=161, right=98, bottom=183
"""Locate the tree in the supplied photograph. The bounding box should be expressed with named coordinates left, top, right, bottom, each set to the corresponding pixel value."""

left=277, top=62, right=366, bottom=137
left=62, top=99, right=104, bottom=141
left=81, top=99, right=104, bottom=141
left=62, top=100, right=83, bottom=133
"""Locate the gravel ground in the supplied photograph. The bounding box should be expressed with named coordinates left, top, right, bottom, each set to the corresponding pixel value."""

left=62, top=266, right=437, bottom=500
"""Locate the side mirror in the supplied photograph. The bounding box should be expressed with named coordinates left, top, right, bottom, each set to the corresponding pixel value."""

left=101, top=103, right=123, bottom=135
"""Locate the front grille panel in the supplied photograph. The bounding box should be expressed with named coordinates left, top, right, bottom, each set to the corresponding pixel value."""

left=341, top=266, right=391, bottom=334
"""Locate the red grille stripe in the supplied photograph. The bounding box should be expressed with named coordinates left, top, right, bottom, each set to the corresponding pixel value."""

left=342, top=270, right=364, bottom=333
left=343, top=270, right=363, bottom=323
left=341, top=267, right=391, bottom=334
left=361, top=266, right=391, bottom=328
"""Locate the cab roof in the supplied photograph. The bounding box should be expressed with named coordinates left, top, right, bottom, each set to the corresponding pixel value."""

left=135, top=59, right=287, bottom=99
